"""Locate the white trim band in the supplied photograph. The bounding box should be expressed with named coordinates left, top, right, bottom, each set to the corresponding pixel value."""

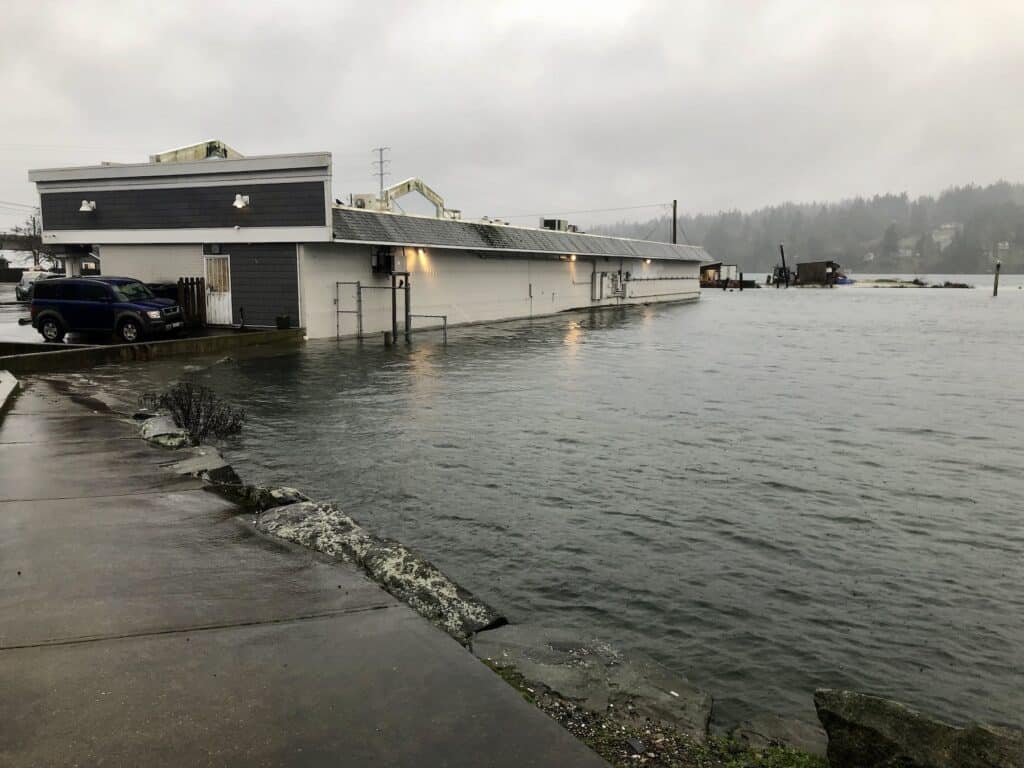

left=42, top=226, right=332, bottom=245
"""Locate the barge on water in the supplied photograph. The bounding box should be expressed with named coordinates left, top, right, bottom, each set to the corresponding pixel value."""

left=28, top=141, right=707, bottom=340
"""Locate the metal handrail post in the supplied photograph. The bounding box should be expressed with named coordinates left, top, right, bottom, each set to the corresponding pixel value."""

left=390, top=273, right=398, bottom=341
left=404, top=278, right=411, bottom=342
left=356, top=281, right=363, bottom=339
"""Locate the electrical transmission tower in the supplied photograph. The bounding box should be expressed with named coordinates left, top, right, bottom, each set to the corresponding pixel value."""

left=371, top=147, right=391, bottom=198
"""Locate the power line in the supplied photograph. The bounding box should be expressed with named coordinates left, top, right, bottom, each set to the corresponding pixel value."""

left=371, top=146, right=391, bottom=198
left=0, top=142, right=132, bottom=151
left=494, top=202, right=672, bottom=219
left=0, top=199, right=37, bottom=210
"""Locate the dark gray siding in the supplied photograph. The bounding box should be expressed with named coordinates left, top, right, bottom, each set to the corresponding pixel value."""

left=41, top=182, right=326, bottom=230
left=228, top=244, right=299, bottom=328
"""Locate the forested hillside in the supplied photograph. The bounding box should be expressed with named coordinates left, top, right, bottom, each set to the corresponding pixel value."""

left=592, top=182, right=1024, bottom=273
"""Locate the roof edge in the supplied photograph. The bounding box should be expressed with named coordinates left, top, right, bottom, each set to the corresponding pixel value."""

left=29, top=152, right=332, bottom=183
left=330, top=205, right=706, bottom=254
left=332, top=237, right=704, bottom=261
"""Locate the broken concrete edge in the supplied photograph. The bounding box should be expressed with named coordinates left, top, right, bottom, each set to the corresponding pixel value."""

left=814, top=688, right=1023, bottom=768
left=0, top=370, right=20, bottom=420
left=471, top=623, right=714, bottom=744
left=481, top=661, right=828, bottom=768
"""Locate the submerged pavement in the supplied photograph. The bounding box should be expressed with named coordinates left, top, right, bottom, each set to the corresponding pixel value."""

left=0, top=380, right=605, bottom=767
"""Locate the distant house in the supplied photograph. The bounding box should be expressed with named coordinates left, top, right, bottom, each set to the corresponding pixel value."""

left=699, top=261, right=738, bottom=286
left=931, top=223, right=962, bottom=251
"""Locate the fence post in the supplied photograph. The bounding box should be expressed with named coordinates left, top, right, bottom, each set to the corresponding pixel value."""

left=198, top=277, right=207, bottom=326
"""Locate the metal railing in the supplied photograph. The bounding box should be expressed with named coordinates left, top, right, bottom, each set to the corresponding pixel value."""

left=334, top=281, right=363, bottom=339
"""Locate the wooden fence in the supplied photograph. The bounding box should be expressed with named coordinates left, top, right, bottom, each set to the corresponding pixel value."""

left=176, top=277, right=207, bottom=327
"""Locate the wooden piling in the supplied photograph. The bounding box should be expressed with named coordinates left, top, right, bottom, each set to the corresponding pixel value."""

left=994, top=261, right=1001, bottom=297
left=739, top=272, right=744, bottom=291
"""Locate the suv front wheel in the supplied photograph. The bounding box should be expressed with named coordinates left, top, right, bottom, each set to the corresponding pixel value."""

left=40, top=317, right=65, bottom=342
left=117, top=318, right=143, bottom=343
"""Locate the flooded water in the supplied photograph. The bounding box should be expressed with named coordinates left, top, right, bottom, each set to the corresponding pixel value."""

left=86, top=279, right=1023, bottom=729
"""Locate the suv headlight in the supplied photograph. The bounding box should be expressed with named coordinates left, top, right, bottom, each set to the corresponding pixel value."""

left=146, top=310, right=162, bottom=319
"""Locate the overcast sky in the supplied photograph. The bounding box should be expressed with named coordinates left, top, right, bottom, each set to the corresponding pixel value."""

left=2, top=0, right=1022, bottom=230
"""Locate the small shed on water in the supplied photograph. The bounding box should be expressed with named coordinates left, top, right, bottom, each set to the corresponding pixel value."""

left=796, top=260, right=840, bottom=286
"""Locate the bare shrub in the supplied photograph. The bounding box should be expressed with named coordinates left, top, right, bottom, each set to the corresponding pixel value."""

left=141, top=382, right=245, bottom=444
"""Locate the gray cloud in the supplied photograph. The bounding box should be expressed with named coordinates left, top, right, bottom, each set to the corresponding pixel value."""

left=2, top=0, right=1023, bottom=230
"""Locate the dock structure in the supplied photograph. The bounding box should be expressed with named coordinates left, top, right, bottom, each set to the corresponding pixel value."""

left=28, top=141, right=708, bottom=341
left=700, top=261, right=757, bottom=290
left=0, top=379, right=606, bottom=767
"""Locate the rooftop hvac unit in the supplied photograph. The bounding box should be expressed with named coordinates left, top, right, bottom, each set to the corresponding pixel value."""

left=540, top=218, right=569, bottom=232
left=353, top=193, right=381, bottom=210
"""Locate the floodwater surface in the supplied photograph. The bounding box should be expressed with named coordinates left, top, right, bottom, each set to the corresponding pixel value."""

left=89, top=279, right=1024, bottom=729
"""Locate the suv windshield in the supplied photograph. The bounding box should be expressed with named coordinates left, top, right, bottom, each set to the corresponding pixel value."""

left=112, top=282, right=155, bottom=302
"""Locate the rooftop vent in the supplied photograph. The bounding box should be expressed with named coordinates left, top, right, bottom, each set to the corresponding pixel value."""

left=150, top=140, right=244, bottom=164
left=540, top=218, right=570, bottom=232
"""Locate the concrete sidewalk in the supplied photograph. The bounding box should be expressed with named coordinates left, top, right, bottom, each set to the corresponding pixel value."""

left=0, top=381, right=605, bottom=767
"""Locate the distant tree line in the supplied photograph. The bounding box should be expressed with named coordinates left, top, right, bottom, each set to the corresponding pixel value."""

left=591, top=182, right=1024, bottom=274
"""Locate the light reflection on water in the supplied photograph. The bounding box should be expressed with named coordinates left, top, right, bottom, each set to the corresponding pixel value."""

left=90, top=284, right=1024, bottom=728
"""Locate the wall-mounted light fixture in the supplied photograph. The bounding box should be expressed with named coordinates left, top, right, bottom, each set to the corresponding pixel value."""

left=644, top=258, right=652, bottom=265
left=79, top=200, right=97, bottom=213
left=233, top=194, right=250, bottom=209
left=569, top=254, right=577, bottom=262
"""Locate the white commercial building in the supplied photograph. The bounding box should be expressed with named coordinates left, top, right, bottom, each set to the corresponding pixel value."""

left=28, top=143, right=705, bottom=339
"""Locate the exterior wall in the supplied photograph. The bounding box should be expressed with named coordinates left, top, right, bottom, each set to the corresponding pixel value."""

left=227, top=244, right=300, bottom=327
left=98, top=243, right=301, bottom=328
left=40, top=181, right=326, bottom=230
left=31, top=152, right=333, bottom=246
left=96, top=244, right=204, bottom=283
left=299, top=243, right=699, bottom=339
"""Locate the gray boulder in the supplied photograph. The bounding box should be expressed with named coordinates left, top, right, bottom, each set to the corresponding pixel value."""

left=166, top=447, right=242, bottom=485
left=256, top=501, right=506, bottom=643
left=473, top=624, right=712, bottom=741
left=140, top=416, right=189, bottom=449
left=814, top=689, right=1023, bottom=768
left=208, top=483, right=310, bottom=511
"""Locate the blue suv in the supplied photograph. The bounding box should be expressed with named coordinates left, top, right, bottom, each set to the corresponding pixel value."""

left=31, top=276, right=185, bottom=343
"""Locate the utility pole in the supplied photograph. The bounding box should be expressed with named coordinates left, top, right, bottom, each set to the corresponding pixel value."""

left=671, top=199, right=678, bottom=244
left=372, top=147, right=391, bottom=199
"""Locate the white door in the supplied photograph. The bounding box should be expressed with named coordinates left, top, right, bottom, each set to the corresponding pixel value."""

left=204, top=255, right=232, bottom=325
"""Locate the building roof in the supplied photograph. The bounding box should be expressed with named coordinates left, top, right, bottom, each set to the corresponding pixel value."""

left=332, top=207, right=707, bottom=262
left=28, top=152, right=331, bottom=184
